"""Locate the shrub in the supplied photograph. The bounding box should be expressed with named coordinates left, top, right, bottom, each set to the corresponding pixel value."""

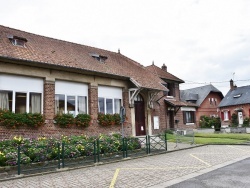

left=54, top=114, right=75, bottom=128
left=97, top=113, right=121, bottom=126
left=243, top=117, right=250, bottom=127
left=0, top=110, right=44, bottom=128
left=199, top=115, right=213, bottom=128
left=231, top=113, right=238, bottom=127
left=75, top=114, right=91, bottom=127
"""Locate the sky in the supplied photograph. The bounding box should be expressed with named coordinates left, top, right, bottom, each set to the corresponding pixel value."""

left=1, top=0, right=250, bottom=95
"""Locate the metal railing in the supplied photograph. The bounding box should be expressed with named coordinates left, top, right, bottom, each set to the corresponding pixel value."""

left=7, top=134, right=168, bottom=176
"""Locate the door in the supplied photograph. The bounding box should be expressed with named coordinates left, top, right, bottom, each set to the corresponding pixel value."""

left=134, top=94, right=146, bottom=136
left=169, top=111, right=175, bottom=130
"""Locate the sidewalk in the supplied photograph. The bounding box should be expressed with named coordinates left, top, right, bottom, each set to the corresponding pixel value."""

left=0, top=145, right=250, bottom=187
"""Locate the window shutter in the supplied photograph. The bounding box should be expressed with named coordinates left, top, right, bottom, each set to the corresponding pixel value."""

left=183, top=111, right=186, bottom=124
left=193, top=112, right=196, bottom=124
left=221, top=112, right=224, bottom=121
left=228, top=111, right=231, bottom=120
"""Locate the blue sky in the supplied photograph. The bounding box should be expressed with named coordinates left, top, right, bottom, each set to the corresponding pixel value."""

left=1, top=0, right=250, bottom=95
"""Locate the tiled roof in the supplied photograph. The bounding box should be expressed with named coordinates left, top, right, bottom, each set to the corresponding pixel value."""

left=146, top=64, right=184, bottom=83
left=180, top=85, right=224, bottom=106
left=0, top=25, right=166, bottom=91
left=218, top=85, right=250, bottom=107
left=165, top=98, right=198, bottom=107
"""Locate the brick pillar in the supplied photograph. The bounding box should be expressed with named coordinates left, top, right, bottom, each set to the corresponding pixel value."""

left=44, top=80, right=55, bottom=121
left=88, top=84, right=98, bottom=125
left=122, top=89, right=132, bottom=135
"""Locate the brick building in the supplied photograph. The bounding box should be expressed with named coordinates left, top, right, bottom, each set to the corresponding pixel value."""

left=180, top=85, right=224, bottom=126
left=0, top=25, right=194, bottom=138
left=218, top=80, right=250, bottom=127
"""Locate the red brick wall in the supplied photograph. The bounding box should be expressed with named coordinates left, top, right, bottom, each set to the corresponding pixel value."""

left=220, top=104, right=250, bottom=126
left=196, top=92, right=222, bottom=126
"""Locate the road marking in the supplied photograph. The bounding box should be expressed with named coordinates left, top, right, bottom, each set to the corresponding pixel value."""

left=109, top=168, right=120, bottom=188
left=122, top=166, right=204, bottom=170
left=190, top=154, right=211, bottom=167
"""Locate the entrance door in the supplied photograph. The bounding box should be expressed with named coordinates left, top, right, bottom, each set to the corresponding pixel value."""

left=169, top=111, right=175, bottom=130
left=134, top=94, right=146, bottom=136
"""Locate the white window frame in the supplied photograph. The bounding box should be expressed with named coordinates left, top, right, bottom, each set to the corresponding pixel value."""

left=55, top=80, right=88, bottom=116
left=0, top=75, right=43, bottom=113
left=98, top=86, right=122, bottom=114
left=224, top=111, right=229, bottom=121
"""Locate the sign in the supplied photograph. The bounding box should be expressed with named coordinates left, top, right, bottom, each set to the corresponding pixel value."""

left=153, top=116, right=159, bottom=129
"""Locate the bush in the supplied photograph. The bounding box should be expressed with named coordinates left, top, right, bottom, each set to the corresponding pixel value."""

left=54, top=114, right=74, bottom=128
left=212, top=117, right=221, bottom=131
left=0, top=110, right=44, bottom=128
left=231, top=113, right=238, bottom=127
left=243, top=117, right=250, bottom=127
left=97, top=113, right=121, bottom=126
left=75, top=114, right=91, bottom=127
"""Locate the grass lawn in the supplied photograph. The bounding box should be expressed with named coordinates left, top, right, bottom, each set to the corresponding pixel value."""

left=167, top=133, right=250, bottom=145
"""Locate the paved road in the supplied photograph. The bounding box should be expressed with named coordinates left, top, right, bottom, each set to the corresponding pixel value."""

left=0, top=145, right=250, bottom=188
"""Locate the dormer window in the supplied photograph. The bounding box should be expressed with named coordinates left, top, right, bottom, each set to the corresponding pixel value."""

left=233, top=93, right=242, bottom=98
left=8, top=35, right=27, bottom=47
left=89, top=53, right=107, bottom=63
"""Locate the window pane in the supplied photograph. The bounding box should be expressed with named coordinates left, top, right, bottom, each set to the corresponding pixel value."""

left=15, top=92, right=26, bottom=113
left=55, top=94, right=65, bottom=114
left=98, top=97, right=105, bottom=113
left=30, top=93, right=41, bottom=113
left=106, top=98, right=113, bottom=114
left=67, top=96, right=75, bottom=116
left=114, top=99, right=121, bottom=114
left=78, top=96, right=87, bottom=114
left=0, top=91, right=12, bottom=111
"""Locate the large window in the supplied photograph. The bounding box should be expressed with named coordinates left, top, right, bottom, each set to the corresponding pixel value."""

left=98, top=86, right=122, bottom=114
left=55, top=80, right=88, bottom=116
left=55, top=94, right=87, bottom=116
left=0, top=75, right=43, bottom=113
left=98, top=98, right=121, bottom=114
left=183, top=111, right=195, bottom=124
left=0, top=91, right=42, bottom=113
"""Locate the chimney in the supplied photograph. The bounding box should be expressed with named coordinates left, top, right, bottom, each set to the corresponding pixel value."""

left=161, top=63, right=167, bottom=71
left=230, top=79, right=236, bottom=90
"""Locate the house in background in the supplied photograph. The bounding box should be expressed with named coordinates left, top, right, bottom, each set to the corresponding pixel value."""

left=0, top=25, right=169, bottom=139
left=180, top=85, right=224, bottom=126
left=218, top=80, right=250, bottom=127
left=146, top=63, right=198, bottom=130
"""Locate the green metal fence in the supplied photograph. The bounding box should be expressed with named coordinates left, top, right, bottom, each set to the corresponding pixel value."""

left=14, top=134, right=168, bottom=176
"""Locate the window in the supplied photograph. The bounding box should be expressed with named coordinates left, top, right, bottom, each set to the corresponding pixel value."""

left=0, top=91, right=12, bottom=111
left=163, top=82, right=175, bottom=97
left=30, top=93, right=41, bottom=113
left=98, top=86, right=122, bottom=114
left=98, top=98, right=121, bottom=114
left=8, top=35, right=27, bottom=47
left=55, top=80, right=88, bottom=116
left=224, top=111, right=229, bottom=121
left=89, top=53, right=108, bottom=63
left=0, top=75, right=43, bottom=113
left=183, top=111, right=195, bottom=124
left=55, top=94, right=87, bottom=116
left=0, top=90, right=42, bottom=114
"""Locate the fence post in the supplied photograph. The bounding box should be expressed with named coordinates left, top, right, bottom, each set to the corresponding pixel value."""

left=148, top=135, right=151, bottom=154
left=17, top=145, right=21, bottom=175
left=122, top=138, right=125, bottom=158
left=94, top=140, right=96, bottom=163
left=165, top=133, right=168, bottom=151
left=97, top=139, right=100, bottom=162
left=57, top=142, right=61, bottom=169
left=62, top=142, right=65, bottom=168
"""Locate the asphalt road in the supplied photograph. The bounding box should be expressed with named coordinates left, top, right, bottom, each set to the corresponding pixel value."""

left=168, top=156, right=250, bottom=188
